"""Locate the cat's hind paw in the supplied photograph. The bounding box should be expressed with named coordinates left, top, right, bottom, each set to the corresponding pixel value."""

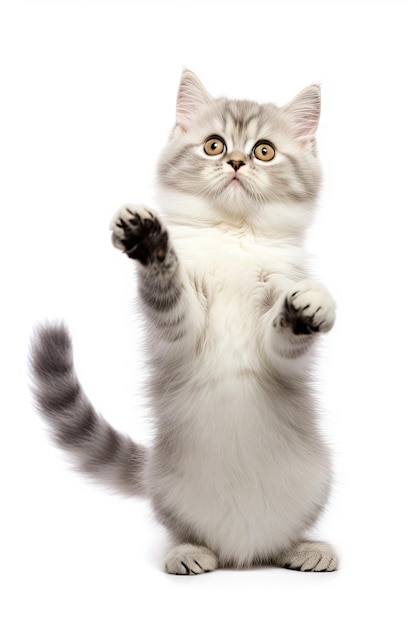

left=279, top=541, right=338, bottom=572
left=165, top=543, right=218, bottom=575
left=110, top=204, right=168, bottom=265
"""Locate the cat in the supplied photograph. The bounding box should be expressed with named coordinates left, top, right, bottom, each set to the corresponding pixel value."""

left=30, top=70, right=338, bottom=574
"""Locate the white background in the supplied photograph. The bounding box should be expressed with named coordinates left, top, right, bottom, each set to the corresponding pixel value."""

left=1, top=0, right=416, bottom=623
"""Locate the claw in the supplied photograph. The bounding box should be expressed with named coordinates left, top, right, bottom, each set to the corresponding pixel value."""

left=143, top=218, right=156, bottom=231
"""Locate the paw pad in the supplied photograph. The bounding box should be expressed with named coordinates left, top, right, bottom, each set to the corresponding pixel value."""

left=111, top=204, right=168, bottom=265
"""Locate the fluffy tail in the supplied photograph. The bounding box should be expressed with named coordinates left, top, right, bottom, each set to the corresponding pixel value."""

left=30, top=322, right=148, bottom=497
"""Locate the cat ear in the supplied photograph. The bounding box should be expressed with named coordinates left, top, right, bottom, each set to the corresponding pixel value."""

left=176, top=70, right=212, bottom=132
left=283, top=85, right=321, bottom=144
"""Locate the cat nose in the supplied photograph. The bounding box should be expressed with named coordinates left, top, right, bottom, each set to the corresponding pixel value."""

left=227, top=159, right=246, bottom=171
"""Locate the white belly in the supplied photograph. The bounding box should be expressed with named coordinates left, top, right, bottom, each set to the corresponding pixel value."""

left=148, top=227, right=329, bottom=565
left=150, top=378, right=330, bottom=566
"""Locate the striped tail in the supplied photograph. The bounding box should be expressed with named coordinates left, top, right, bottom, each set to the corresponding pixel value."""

left=30, top=322, right=148, bottom=497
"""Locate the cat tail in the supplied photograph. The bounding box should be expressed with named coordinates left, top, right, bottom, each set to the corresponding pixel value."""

left=30, top=322, right=148, bottom=498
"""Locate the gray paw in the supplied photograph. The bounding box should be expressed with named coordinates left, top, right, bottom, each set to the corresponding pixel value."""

left=280, top=541, right=338, bottom=572
left=165, top=544, right=218, bottom=575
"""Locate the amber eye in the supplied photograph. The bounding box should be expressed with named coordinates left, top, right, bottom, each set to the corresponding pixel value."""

left=204, top=136, right=226, bottom=156
left=253, top=141, right=275, bottom=162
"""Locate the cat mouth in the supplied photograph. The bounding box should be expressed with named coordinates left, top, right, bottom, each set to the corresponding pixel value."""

left=221, top=173, right=251, bottom=200
left=227, top=175, right=245, bottom=190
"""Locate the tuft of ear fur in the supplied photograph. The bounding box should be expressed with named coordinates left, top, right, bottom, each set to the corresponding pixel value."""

left=283, top=85, right=321, bottom=144
left=176, top=70, right=212, bottom=132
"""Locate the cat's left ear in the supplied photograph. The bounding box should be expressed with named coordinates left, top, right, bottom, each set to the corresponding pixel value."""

left=283, top=85, right=321, bottom=146
left=176, top=70, right=212, bottom=132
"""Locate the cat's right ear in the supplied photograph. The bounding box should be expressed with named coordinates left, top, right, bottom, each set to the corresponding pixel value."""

left=176, top=70, right=212, bottom=132
left=283, top=85, right=321, bottom=146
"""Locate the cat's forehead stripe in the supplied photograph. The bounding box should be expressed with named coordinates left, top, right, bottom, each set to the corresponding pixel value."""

left=221, top=102, right=262, bottom=145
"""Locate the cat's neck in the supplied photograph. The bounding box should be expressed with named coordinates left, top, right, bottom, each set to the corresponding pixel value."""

left=155, top=189, right=314, bottom=245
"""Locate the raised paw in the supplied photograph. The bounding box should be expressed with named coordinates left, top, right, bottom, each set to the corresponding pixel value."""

left=110, top=204, right=169, bottom=265
left=277, top=280, right=336, bottom=335
left=280, top=541, right=338, bottom=573
left=165, top=543, right=218, bottom=576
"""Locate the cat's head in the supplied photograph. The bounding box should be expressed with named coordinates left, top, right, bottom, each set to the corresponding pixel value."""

left=157, top=71, right=322, bottom=237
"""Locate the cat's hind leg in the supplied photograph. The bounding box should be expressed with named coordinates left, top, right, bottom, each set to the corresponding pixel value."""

left=165, top=543, right=218, bottom=575
left=278, top=540, right=338, bottom=572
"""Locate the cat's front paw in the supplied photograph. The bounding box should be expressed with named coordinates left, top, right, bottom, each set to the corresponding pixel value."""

left=110, top=204, right=169, bottom=265
left=276, top=281, right=336, bottom=335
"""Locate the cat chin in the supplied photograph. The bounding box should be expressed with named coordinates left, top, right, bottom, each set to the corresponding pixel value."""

left=155, top=187, right=315, bottom=238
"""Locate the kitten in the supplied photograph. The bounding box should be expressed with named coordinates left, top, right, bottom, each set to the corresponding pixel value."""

left=31, top=70, right=338, bottom=574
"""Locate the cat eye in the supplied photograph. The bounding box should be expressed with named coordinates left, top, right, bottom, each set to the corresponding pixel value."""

left=253, top=141, right=275, bottom=162
left=204, top=136, right=226, bottom=156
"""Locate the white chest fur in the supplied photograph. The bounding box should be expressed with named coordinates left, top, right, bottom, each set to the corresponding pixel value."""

left=148, top=225, right=331, bottom=566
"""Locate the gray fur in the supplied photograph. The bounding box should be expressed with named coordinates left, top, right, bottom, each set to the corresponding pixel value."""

left=30, top=71, right=338, bottom=574
left=30, top=323, right=147, bottom=497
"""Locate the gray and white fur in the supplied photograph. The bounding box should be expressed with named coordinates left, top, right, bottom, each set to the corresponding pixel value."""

left=31, top=71, right=338, bottom=574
